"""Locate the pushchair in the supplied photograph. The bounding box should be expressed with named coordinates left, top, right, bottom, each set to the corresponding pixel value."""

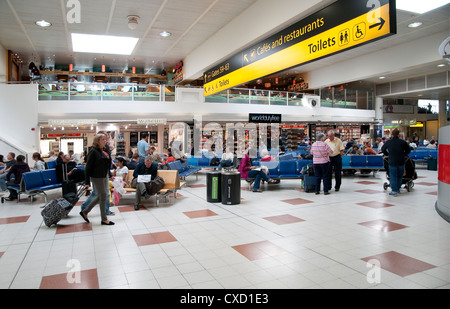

left=383, top=156, right=417, bottom=192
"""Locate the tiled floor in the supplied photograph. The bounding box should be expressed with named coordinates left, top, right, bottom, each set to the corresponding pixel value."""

left=0, top=167, right=449, bottom=289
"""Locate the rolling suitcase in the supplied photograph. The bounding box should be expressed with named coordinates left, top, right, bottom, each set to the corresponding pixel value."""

left=41, top=186, right=86, bottom=227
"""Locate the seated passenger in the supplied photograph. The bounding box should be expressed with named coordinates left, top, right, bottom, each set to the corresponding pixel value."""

left=127, top=153, right=140, bottom=170
left=132, top=155, right=159, bottom=210
left=260, top=149, right=273, bottom=161
left=363, top=142, right=377, bottom=155
left=32, top=152, right=47, bottom=171
left=5, top=155, right=30, bottom=201
left=219, top=150, right=234, bottom=170
left=347, top=144, right=363, bottom=155
left=238, top=153, right=276, bottom=193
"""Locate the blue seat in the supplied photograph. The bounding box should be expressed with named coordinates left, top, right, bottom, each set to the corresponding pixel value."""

left=47, top=161, right=57, bottom=169
left=279, top=153, right=295, bottom=161
left=342, top=155, right=351, bottom=169
left=40, top=169, right=62, bottom=190
left=350, top=156, right=367, bottom=168
left=367, top=155, right=383, bottom=168
left=413, top=150, right=429, bottom=161
left=278, top=161, right=298, bottom=178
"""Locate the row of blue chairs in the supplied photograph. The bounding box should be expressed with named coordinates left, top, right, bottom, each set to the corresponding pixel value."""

left=409, top=149, right=437, bottom=162
left=7, top=169, right=62, bottom=203
left=342, top=155, right=384, bottom=170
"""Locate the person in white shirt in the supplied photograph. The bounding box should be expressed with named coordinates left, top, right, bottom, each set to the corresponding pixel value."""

left=47, top=151, right=58, bottom=162
left=219, top=150, right=234, bottom=170
left=32, top=152, right=46, bottom=171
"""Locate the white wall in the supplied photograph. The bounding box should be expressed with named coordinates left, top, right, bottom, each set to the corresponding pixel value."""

left=0, top=84, right=39, bottom=158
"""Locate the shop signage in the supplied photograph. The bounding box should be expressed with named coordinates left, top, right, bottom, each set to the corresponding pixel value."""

left=249, top=113, right=282, bottom=123
left=137, top=118, right=167, bottom=125
left=48, top=119, right=97, bottom=126
left=203, top=0, right=395, bottom=96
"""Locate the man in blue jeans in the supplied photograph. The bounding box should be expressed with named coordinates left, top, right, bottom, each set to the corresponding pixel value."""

left=381, top=128, right=411, bottom=196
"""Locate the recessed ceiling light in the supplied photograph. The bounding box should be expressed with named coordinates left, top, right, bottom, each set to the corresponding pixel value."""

left=35, top=20, right=52, bottom=27
left=397, top=0, right=449, bottom=14
left=159, top=31, right=171, bottom=37
left=437, top=63, right=446, bottom=67
left=71, top=33, right=139, bottom=55
left=408, top=22, right=423, bottom=28
left=379, top=76, right=386, bottom=79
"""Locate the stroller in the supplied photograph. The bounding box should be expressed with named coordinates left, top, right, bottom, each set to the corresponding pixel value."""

left=383, top=156, right=417, bottom=192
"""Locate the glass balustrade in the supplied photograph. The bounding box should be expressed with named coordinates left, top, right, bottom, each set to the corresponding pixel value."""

left=35, top=81, right=370, bottom=110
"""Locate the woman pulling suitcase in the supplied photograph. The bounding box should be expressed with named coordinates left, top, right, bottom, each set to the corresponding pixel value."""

left=79, top=133, right=115, bottom=225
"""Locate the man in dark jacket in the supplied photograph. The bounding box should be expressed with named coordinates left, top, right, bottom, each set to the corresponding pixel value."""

left=5, top=155, right=30, bottom=201
left=132, top=155, right=159, bottom=210
left=381, top=128, right=411, bottom=196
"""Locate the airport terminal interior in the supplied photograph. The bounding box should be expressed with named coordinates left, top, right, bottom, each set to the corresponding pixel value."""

left=0, top=0, right=449, bottom=291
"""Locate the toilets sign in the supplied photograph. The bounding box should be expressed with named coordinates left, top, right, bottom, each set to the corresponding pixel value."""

left=203, top=0, right=395, bottom=96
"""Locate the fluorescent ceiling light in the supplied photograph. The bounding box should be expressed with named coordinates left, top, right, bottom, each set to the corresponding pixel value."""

left=396, top=0, right=449, bottom=14
left=71, top=33, right=139, bottom=55
left=159, top=31, right=171, bottom=37
left=35, top=20, right=52, bottom=27
left=408, top=22, right=423, bottom=28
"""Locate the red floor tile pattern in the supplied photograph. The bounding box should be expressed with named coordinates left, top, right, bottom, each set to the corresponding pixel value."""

left=362, top=251, right=436, bottom=277
left=40, top=268, right=99, bottom=289
left=0, top=216, right=30, bottom=225
left=183, top=209, right=218, bottom=219
left=414, top=182, right=437, bottom=186
left=356, top=201, right=395, bottom=209
left=355, top=189, right=384, bottom=194
left=133, top=231, right=177, bottom=247
left=0, top=252, right=4, bottom=259
left=117, top=204, right=146, bottom=212
left=188, top=184, right=206, bottom=188
left=56, top=222, right=93, bottom=234
left=232, top=240, right=286, bottom=261
left=355, top=181, right=378, bottom=185
left=358, top=219, right=408, bottom=232
left=263, top=214, right=305, bottom=225
left=426, top=191, right=438, bottom=195
left=281, top=198, right=313, bottom=205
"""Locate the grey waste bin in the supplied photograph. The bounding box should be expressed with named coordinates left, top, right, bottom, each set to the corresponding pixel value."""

left=221, top=171, right=241, bottom=205
left=206, top=170, right=221, bottom=202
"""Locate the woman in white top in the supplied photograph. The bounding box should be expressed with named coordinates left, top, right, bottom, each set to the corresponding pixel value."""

left=32, top=152, right=46, bottom=171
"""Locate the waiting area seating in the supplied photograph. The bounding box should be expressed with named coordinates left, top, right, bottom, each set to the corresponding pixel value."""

left=7, top=169, right=62, bottom=203
left=122, top=169, right=186, bottom=206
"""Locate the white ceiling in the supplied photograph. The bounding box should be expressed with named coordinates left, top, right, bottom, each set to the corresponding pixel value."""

left=0, top=0, right=258, bottom=71
left=0, top=0, right=449, bottom=100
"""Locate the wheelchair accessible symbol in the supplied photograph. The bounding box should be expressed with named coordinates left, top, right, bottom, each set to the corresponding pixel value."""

left=353, top=22, right=366, bottom=41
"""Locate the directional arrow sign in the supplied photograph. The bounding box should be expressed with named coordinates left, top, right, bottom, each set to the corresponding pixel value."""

left=203, top=0, right=396, bottom=97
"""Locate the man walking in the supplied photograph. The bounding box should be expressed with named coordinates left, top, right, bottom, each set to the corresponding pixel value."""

left=325, top=130, right=344, bottom=192
left=381, top=128, right=410, bottom=196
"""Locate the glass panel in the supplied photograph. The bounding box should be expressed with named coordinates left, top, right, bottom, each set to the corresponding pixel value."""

left=69, top=83, right=103, bottom=100
left=333, top=87, right=346, bottom=108
left=102, top=84, right=132, bottom=101
left=164, top=86, right=175, bottom=102
left=250, top=89, right=269, bottom=105
left=345, top=89, right=357, bottom=109
left=321, top=87, right=333, bottom=107
left=287, top=92, right=303, bottom=106
left=229, top=89, right=250, bottom=104
left=270, top=91, right=288, bottom=105
left=38, top=83, right=68, bottom=100
left=205, top=90, right=227, bottom=103
left=134, top=84, right=160, bottom=101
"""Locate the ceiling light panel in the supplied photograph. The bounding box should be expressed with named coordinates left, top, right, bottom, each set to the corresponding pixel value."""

left=71, top=33, right=139, bottom=55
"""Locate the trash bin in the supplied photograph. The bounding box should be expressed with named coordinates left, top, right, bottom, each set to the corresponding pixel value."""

left=427, top=157, right=437, bottom=171
left=206, top=170, right=221, bottom=202
left=221, top=171, right=241, bottom=205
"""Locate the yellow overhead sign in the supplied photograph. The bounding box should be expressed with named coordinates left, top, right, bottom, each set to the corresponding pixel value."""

left=203, top=0, right=395, bottom=96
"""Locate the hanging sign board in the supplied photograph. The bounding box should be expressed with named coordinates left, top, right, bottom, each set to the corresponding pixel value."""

left=203, top=0, right=396, bottom=96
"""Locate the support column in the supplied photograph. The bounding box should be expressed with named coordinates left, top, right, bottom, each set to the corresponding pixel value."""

left=438, top=99, right=448, bottom=138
